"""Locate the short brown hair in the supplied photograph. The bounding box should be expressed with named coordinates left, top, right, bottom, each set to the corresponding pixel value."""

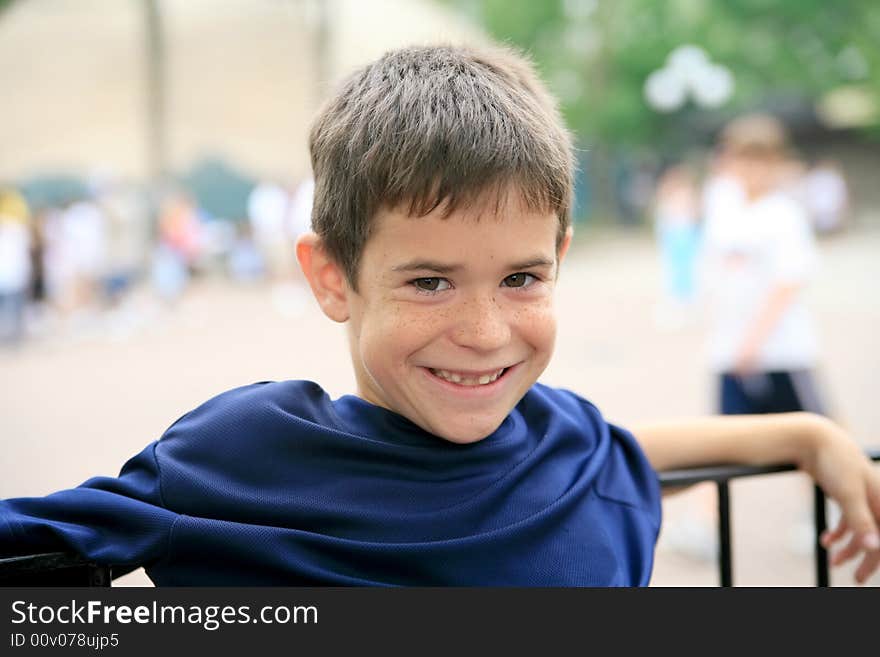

left=719, top=112, right=789, bottom=158
left=308, top=44, right=574, bottom=288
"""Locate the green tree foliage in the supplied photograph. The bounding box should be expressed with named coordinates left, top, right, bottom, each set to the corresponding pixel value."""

left=446, top=0, right=880, bottom=149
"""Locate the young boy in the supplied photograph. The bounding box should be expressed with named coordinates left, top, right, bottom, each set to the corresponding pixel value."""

left=702, top=114, right=825, bottom=416
left=1, top=45, right=878, bottom=586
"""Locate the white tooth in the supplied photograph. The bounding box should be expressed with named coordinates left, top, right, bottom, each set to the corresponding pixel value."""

left=434, top=369, right=506, bottom=385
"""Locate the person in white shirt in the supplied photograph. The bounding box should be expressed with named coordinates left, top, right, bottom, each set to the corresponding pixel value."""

left=60, top=198, right=109, bottom=313
left=247, top=180, right=294, bottom=282
left=0, top=216, right=31, bottom=345
left=701, top=113, right=824, bottom=416
left=661, top=114, right=829, bottom=563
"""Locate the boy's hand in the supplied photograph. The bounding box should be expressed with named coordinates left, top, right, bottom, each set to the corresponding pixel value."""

left=732, top=346, right=758, bottom=376
left=798, top=418, right=880, bottom=584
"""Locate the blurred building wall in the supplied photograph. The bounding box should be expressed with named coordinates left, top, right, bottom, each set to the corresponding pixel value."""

left=0, top=0, right=146, bottom=180
left=0, top=0, right=486, bottom=184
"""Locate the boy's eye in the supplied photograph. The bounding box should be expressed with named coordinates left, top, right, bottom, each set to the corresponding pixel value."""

left=412, top=277, right=450, bottom=292
left=502, top=273, right=536, bottom=288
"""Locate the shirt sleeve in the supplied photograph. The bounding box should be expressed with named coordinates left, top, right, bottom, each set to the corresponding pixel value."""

left=0, top=442, right=178, bottom=568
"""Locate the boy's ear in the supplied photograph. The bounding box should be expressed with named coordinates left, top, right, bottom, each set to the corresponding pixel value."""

left=295, top=232, right=350, bottom=323
left=557, top=227, right=574, bottom=269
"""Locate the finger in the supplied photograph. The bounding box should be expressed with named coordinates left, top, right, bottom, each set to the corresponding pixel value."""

left=831, top=532, right=863, bottom=567
left=854, top=549, right=880, bottom=585
left=836, top=484, right=880, bottom=552
left=821, top=519, right=849, bottom=548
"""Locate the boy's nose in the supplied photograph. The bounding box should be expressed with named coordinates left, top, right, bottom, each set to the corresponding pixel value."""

left=449, top=294, right=511, bottom=352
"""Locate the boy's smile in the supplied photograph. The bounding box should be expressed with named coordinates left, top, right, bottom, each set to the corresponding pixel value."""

left=336, top=193, right=571, bottom=444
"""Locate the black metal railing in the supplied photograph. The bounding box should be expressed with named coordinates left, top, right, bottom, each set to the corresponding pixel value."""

left=3, top=448, right=879, bottom=587
left=0, top=552, right=113, bottom=586
left=658, top=447, right=880, bottom=586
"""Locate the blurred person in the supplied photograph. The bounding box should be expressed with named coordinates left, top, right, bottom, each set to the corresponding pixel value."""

left=689, top=114, right=831, bottom=557
left=96, top=179, right=150, bottom=309
left=0, top=187, right=32, bottom=346
left=2, top=45, right=879, bottom=588
left=662, top=119, right=833, bottom=561
left=150, top=243, right=188, bottom=308
left=651, top=163, right=701, bottom=329
left=28, top=207, right=48, bottom=304
left=24, top=206, right=51, bottom=335
left=158, top=191, right=203, bottom=273
left=150, top=190, right=208, bottom=307
left=227, top=220, right=265, bottom=283
left=277, top=174, right=316, bottom=317
left=247, top=178, right=292, bottom=282
left=196, top=215, right=237, bottom=277
left=703, top=114, right=824, bottom=415
left=251, top=176, right=312, bottom=318
left=41, top=203, right=73, bottom=316
left=802, top=159, right=850, bottom=236
left=55, top=195, right=110, bottom=320
left=0, top=185, right=30, bottom=223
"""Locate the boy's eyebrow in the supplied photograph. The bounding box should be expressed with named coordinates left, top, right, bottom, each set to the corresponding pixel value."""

left=507, top=257, right=556, bottom=270
left=391, top=256, right=556, bottom=274
left=392, top=260, right=462, bottom=274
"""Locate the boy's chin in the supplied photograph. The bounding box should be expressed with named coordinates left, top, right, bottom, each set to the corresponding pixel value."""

left=424, top=416, right=507, bottom=445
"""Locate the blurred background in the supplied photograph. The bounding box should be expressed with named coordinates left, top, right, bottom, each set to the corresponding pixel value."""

left=1, top=0, right=878, bottom=586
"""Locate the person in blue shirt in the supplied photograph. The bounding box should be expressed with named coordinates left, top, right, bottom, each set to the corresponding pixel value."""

left=2, top=44, right=879, bottom=586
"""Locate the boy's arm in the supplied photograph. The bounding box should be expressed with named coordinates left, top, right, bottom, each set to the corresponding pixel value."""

left=736, top=202, right=815, bottom=374
left=0, top=442, right=177, bottom=569
left=733, top=282, right=799, bottom=374
left=632, top=412, right=880, bottom=584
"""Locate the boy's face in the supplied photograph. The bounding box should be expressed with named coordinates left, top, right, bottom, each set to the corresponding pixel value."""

left=725, top=150, right=783, bottom=199
left=330, top=193, right=570, bottom=444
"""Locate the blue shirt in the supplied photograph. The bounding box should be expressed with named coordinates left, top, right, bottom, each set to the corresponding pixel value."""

left=1, top=381, right=661, bottom=585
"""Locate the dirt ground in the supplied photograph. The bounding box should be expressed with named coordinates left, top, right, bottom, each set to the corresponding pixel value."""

left=2, top=224, right=878, bottom=587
